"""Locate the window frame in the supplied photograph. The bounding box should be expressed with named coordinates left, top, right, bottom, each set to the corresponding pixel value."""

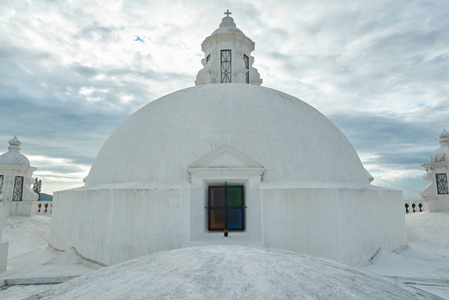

left=13, top=176, right=24, bottom=201
left=220, top=49, right=232, bottom=83
left=208, top=185, right=245, bottom=231
left=0, top=175, right=3, bottom=193
left=436, top=173, right=449, bottom=194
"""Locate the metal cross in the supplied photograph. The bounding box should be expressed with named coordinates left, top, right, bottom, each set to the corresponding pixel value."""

left=224, top=10, right=232, bottom=17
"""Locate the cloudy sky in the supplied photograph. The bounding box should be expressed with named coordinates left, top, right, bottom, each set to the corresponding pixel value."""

left=0, top=0, right=448, bottom=199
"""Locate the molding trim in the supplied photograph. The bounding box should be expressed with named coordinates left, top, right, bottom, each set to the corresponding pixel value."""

left=188, top=167, right=264, bottom=180
left=188, top=144, right=263, bottom=169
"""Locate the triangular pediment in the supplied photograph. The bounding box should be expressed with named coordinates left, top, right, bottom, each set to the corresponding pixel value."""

left=188, top=144, right=263, bottom=169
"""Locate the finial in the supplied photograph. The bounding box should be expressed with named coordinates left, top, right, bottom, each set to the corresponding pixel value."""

left=9, top=135, right=21, bottom=146
left=7, top=135, right=21, bottom=151
left=224, top=9, right=232, bottom=17
left=439, top=129, right=449, bottom=145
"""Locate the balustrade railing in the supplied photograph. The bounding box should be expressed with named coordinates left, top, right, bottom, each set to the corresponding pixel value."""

left=36, top=201, right=52, bottom=214
left=404, top=201, right=423, bottom=214
left=34, top=200, right=422, bottom=215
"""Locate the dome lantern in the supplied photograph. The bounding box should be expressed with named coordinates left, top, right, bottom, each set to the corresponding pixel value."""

left=421, top=129, right=449, bottom=211
left=195, top=10, right=262, bottom=85
left=0, top=136, right=39, bottom=216
left=0, top=135, right=30, bottom=167
left=439, top=129, right=449, bottom=145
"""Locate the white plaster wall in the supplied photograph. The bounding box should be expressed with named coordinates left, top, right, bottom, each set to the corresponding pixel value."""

left=336, top=188, right=407, bottom=264
left=51, top=182, right=406, bottom=266
left=0, top=204, right=8, bottom=271
left=260, top=185, right=407, bottom=265
left=0, top=166, right=38, bottom=204
left=261, top=188, right=342, bottom=262
left=421, top=167, right=449, bottom=212
left=425, top=196, right=449, bottom=212
left=7, top=201, right=36, bottom=216
left=51, top=186, right=190, bottom=266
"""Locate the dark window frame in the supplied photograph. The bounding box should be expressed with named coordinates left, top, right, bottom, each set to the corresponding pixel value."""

left=13, top=176, right=24, bottom=201
left=220, top=50, right=232, bottom=83
left=0, top=175, right=3, bottom=193
left=436, top=173, right=449, bottom=194
left=208, top=185, right=245, bottom=231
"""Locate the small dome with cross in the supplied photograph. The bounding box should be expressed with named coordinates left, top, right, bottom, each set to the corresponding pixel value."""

left=212, top=11, right=243, bottom=35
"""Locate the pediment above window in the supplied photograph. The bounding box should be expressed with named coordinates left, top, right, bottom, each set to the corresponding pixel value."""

left=187, top=144, right=264, bottom=181
left=188, top=144, right=263, bottom=169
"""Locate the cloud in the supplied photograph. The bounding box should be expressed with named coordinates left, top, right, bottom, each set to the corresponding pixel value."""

left=0, top=0, right=448, bottom=197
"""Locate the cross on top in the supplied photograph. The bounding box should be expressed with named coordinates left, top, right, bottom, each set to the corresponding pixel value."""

left=224, top=9, right=232, bottom=17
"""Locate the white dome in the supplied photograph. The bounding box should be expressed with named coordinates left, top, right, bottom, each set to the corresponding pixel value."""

left=429, top=129, right=449, bottom=163
left=32, top=245, right=434, bottom=299
left=0, top=136, right=30, bottom=167
left=211, top=16, right=243, bottom=35
left=85, top=84, right=370, bottom=186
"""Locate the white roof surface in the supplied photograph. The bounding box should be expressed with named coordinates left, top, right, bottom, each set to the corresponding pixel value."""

left=1, top=212, right=449, bottom=299
left=85, top=84, right=370, bottom=186
left=25, top=245, right=438, bottom=299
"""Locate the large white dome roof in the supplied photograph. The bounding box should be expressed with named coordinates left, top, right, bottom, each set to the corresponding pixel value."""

left=31, top=245, right=434, bottom=299
left=85, top=84, right=369, bottom=186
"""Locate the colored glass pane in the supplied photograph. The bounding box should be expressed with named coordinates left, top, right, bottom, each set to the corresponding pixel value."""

left=227, top=187, right=242, bottom=207
left=210, top=187, right=226, bottom=206
left=210, top=209, right=225, bottom=229
left=227, top=209, right=243, bottom=229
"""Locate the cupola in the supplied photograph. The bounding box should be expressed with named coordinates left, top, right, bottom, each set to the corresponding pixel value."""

left=0, top=136, right=30, bottom=167
left=195, top=10, right=262, bottom=85
left=0, top=136, right=38, bottom=216
left=421, top=129, right=449, bottom=212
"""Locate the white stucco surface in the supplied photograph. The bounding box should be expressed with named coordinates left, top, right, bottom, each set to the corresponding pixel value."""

left=3, top=212, right=449, bottom=299
left=50, top=15, right=406, bottom=269
left=50, top=83, right=408, bottom=266
left=51, top=182, right=406, bottom=266
left=84, top=84, right=371, bottom=186
left=0, top=136, right=30, bottom=167
left=28, top=245, right=437, bottom=300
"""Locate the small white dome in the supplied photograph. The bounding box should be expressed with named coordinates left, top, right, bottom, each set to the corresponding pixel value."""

left=211, top=16, right=243, bottom=35
left=0, top=136, right=30, bottom=167
left=429, top=129, right=449, bottom=163
left=85, top=84, right=370, bottom=186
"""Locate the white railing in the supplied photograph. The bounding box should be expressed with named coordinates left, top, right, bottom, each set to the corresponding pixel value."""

left=33, top=200, right=422, bottom=215
left=404, top=200, right=423, bottom=214
left=36, top=201, right=52, bottom=214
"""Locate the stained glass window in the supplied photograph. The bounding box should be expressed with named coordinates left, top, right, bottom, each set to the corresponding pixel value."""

left=208, top=185, right=244, bottom=231
left=436, top=173, right=448, bottom=194
left=13, top=176, right=24, bottom=201
left=243, top=54, right=249, bottom=84
left=0, top=175, right=3, bottom=193
left=221, top=50, right=232, bottom=83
